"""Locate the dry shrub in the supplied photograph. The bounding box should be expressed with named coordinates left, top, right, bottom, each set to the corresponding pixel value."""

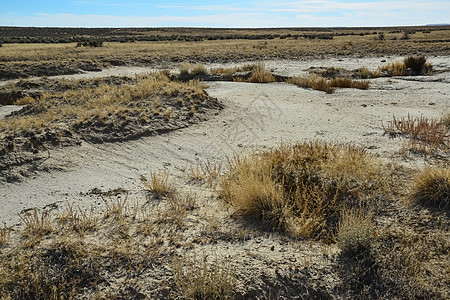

left=220, top=142, right=387, bottom=240
left=329, top=77, right=370, bottom=90
left=248, top=64, right=276, bottom=83
left=288, top=75, right=335, bottom=94
left=173, top=253, right=236, bottom=300
left=411, top=167, right=450, bottom=208
left=384, top=114, right=449, bottom=152
left=379, top=56, right=432, bottom=76
left=404, top=55, right=427, bottom=73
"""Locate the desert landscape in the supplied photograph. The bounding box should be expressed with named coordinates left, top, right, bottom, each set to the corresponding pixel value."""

left=0, top=26, right=449, bottom=299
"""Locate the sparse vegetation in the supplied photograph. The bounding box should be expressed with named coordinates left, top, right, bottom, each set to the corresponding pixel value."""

left=173, top=253, right=236, bottom=299
left=0, top=223, right=10, bottom=246
left=288, top=75, right=369, bottom=93
left=142, top=169, right=172, bottom=197
left=383, top=114, right=449, bottom=153
left=288, top=74, right=336, bottom=93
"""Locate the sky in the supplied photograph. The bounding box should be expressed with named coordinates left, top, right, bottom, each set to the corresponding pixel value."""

left=1, top=1, right=449, bottom=28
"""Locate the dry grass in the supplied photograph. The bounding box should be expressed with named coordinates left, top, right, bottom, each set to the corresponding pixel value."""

left=379, top=60, right=407, bottom=76
left=247, top=64, right=276, bottom=83
left=379, top=55, right=433, bottom=76
left=57, top=203, right=99, bottom=233
left=220, top=142, right=388, bottom=240
left=411, top=167, right=450, bottom=208
left=287, top=74, right=336, bottom=94
left=336, top=208, right=374, bottom=256
left=0, top=72, right=208, bottom=133
left=377, top=228, right=450, bottom=299
left=173, top=253, right=236, bottom=299
left=1, top=28, right=448, bottom=80
left=288, top=75, right=369, bottom=93
left=18, top=208, right=53, bottom=238
left=383, top=114, right=449, bottom=153
left=0, top=223, right=10, bottom=247
left=443, top=111, right=450, bottom=128
left=329, top=77, right=370, bottom=90
left=141, top=169, right=172, bottom=197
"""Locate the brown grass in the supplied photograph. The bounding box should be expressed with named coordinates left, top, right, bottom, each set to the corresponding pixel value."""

left=379, top=55, right=433, bottom=76
left=411, top=167, right=450, bottom=208
left=329, top=77, right=370, bottom=90
left=141, top=169, right=172, bottom=197
left=0, top=223, right=10, bottom=247
left=173, top=253, right=236, bottom=299
left=379, top=60, right=407, bottom=76
left=287, top=74, right=336, bottom=94
left=288, top=75, right=369, bottom=93
left=383, top=114, right=449, bottom=152
left=18, top=208, right=53, bottom=238
left=0, top=72, right=208, bottom=134
left=248, top=64, right=276, bottom=83
left=220, top=142, right=387, bottom=240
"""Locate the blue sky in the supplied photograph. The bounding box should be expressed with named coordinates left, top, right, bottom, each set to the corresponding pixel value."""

left=1, top=1, right=449, bottom=27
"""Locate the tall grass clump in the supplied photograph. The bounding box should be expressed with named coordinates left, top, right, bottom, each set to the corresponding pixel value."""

left=248, top=64, right=276, bottom=83
left=411, top=167, right=450, bottom=208
left=220, top=142, right=387, bottom=240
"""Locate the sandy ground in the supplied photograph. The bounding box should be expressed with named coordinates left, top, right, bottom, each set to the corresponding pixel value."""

left=0, top=56, right=449, bottom=225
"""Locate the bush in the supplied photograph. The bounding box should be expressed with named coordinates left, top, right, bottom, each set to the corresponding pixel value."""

left=411, top=167, right=450, bottom=208
left=404, top=55, right=427, bottom=74
left=220, top=142, right=387, bottom=239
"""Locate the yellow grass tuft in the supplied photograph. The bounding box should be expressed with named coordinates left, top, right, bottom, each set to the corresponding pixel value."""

left=379, top=60, right=406, bottom=76
left=411, top=167, right=450, bottom=208
left=141, top=169, right=172, bottom=197
left=18, top=208, right=53, bottom=238
left=220, top=142, right=387, bottom=239
left=248, top=64, right=276, bottom=83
